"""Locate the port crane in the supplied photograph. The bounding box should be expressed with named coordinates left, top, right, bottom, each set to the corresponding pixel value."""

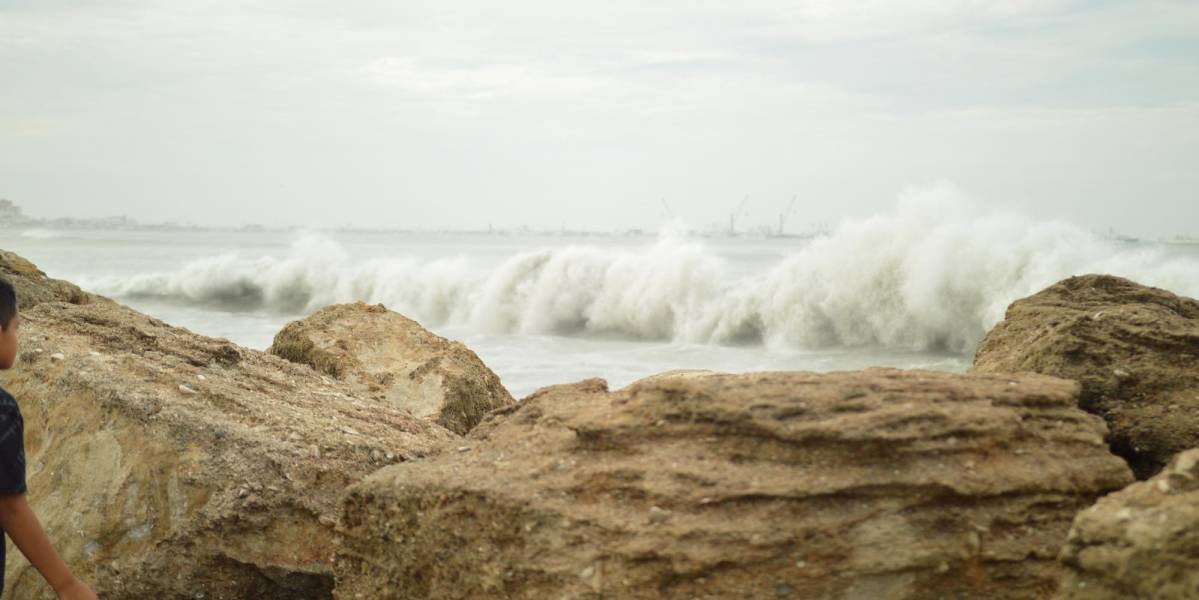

left=729, top=195, right=750, bottom=236
left=660, top=197, right=674, bottom=220
left=778, top=195, right=798, bottom=235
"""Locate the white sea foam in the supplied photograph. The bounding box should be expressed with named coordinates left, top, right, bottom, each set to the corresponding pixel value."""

left=86, top=187, right=1199, bottom=353
left=19, top=228, right=69, bottom=240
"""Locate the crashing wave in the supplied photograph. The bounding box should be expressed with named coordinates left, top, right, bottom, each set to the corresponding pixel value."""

left=84, top=186, right=1199, bottom=353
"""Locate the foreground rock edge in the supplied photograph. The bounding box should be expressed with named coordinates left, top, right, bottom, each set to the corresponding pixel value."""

left=0, top=250, right=460, bottom=599
left=334, top=369, right=1134, bottom=600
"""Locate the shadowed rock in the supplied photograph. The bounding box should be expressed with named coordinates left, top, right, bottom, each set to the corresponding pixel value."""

left=335, top=369, right=1131, bottom=600
left=268, top=303, right=514, bottom=435
left=973, top=274, right=1199, bottom=478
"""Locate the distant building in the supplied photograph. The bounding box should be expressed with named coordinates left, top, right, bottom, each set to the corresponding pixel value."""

left=0, top=199, right=32, bottom=224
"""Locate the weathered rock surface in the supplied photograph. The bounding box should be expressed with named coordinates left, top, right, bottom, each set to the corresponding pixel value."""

left=1057, top=448, right=1199, bottom=599
left=0, top=250, right=94, bottom=307
left=0, top=294, right=455, bottom=598
left=973, top=274, right=1199, bottom=478
left=621, top=369, right=716, bottom=387
left=335, top=369, right=1132, bottom=600
left=268, top=303, right=513, bottom=435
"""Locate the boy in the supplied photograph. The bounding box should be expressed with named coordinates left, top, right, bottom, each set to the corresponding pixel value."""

left=0, top=279, right=96, bottom=600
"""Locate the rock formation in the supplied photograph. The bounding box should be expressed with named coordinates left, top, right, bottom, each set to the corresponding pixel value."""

left=0, top=253, right=457, bottom=599
left=335, top=369, right=1132, bottom=600
left=620, top=369, right=716, bottom=387
left=0, top=250, right=93, bottom=308
left=1057, top=448, right=1199, bottom=599
left=268, top=303, right=513, bottom=435
left=973, top=274, right=1199, bottom=478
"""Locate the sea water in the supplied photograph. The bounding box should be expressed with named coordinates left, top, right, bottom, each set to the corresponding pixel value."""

left=5, top=198, right=1199, bottom=398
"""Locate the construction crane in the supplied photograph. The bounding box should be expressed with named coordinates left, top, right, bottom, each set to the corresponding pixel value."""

left=778, top=195, right=798, bottom=236
left=729, top=195, right=750, bottom=236
left=660, top=197, right=674, bottom=220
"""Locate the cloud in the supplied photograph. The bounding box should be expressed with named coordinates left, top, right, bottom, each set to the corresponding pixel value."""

left=354, top=57, right=609, bottom=104
left=0, top=0, right=1196, bottom=234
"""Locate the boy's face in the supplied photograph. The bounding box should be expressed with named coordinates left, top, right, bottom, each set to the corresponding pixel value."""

left=0, top=312, right=19, bottom=370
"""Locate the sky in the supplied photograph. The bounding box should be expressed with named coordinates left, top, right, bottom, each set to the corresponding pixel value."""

left=2, top=0, right=1197, bottom=236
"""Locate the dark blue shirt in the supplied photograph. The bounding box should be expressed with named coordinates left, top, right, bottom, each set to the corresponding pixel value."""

left=0, top=385, right=28, bottom=595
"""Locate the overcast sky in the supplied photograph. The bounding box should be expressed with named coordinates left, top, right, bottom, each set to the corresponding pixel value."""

left=2, top=0, right=1197, bottom=235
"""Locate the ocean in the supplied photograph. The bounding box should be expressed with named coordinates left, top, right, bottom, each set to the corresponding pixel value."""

left=5, top=200, right=1199, bottom=398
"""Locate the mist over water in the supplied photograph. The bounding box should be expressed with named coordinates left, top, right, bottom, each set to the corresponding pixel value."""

left=80, top=188, right=1199, bottom=356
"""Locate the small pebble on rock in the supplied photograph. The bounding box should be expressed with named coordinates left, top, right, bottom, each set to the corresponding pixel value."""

left=648, top=506, right=671, bottom=525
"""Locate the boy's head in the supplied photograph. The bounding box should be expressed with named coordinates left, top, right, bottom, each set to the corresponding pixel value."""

left=0, top=278, right=18, bottom=370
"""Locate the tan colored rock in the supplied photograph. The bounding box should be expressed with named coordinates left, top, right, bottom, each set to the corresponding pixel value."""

left=335, top=369, right=1132, bottom=600
left=620, top=368, right=716, bottom=387
left=0, top=250, right=94, bottom=308
left=973, top=274, right=1199, bottom=478
left=268, top=303, right=513, bottom=435
left=0, top=297, right=455, bottom=599
left=1057, top=448, right=1199, bottom=599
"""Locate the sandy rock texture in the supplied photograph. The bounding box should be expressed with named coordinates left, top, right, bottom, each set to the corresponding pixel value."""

left=973, top=274, right=1199, bottom=478
left=335, top=369, right=1132, bottom=600
left=0, top=258, right=457, bottom=598
left=1057, top=448, right=1199, bottom=599
left=268, top=303, right=513, bottom=435
left=0, top=249, right=93, bottom=307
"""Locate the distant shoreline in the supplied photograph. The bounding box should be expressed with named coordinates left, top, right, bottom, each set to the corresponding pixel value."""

left=0, top=220, right=831, bottom=240
left=7, top=222, right=1199, bottom=244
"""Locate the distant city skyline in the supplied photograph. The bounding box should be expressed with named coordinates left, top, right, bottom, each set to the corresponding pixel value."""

left=5, top=195, right=1193, bottom=243
left=2, top=1, right=1197, bottom=237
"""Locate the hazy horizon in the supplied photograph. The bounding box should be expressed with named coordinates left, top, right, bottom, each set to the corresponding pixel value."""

left=3, top=1, right=1197, bottom=237
left=2, top=188, right=1197, bottom=240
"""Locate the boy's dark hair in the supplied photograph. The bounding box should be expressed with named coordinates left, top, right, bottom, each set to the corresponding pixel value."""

left=0, top=278, right=15, bottom=331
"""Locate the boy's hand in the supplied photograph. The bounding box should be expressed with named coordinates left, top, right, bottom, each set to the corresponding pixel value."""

left=55, top=577, right=98, bottom=600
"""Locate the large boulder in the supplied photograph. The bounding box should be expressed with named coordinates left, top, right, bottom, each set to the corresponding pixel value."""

left=0, top=250, right=93, bottom=307
left=268, top=303, right=513, bottom=435
left=334, top=369, right=1132, bottom=600
left=1056, top=448, right=1199, bottom=599
left=972, top=274, right=1199, bottom=478
left=0, top=297, right=455, bottom=599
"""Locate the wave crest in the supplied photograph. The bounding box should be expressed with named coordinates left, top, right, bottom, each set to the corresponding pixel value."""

left=86, top=189, right=1199, bottom=353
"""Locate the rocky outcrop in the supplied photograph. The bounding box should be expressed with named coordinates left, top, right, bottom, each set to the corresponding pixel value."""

left=334, top=369, right=1132, bottom=600
left=1057, top=448, right=1199, bottom=599
left=268, top=303, right=513, bottom=435
left=0, top=298, right=456, bottom=599
left=0, top=250, right=93, bottom=307
left=972, top=274, right=1199, bottom=478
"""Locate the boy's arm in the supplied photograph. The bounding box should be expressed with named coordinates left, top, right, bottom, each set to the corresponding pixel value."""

left=0, top=401, right=94, bottom=599
left=0, top=493, right=82, bottom=594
